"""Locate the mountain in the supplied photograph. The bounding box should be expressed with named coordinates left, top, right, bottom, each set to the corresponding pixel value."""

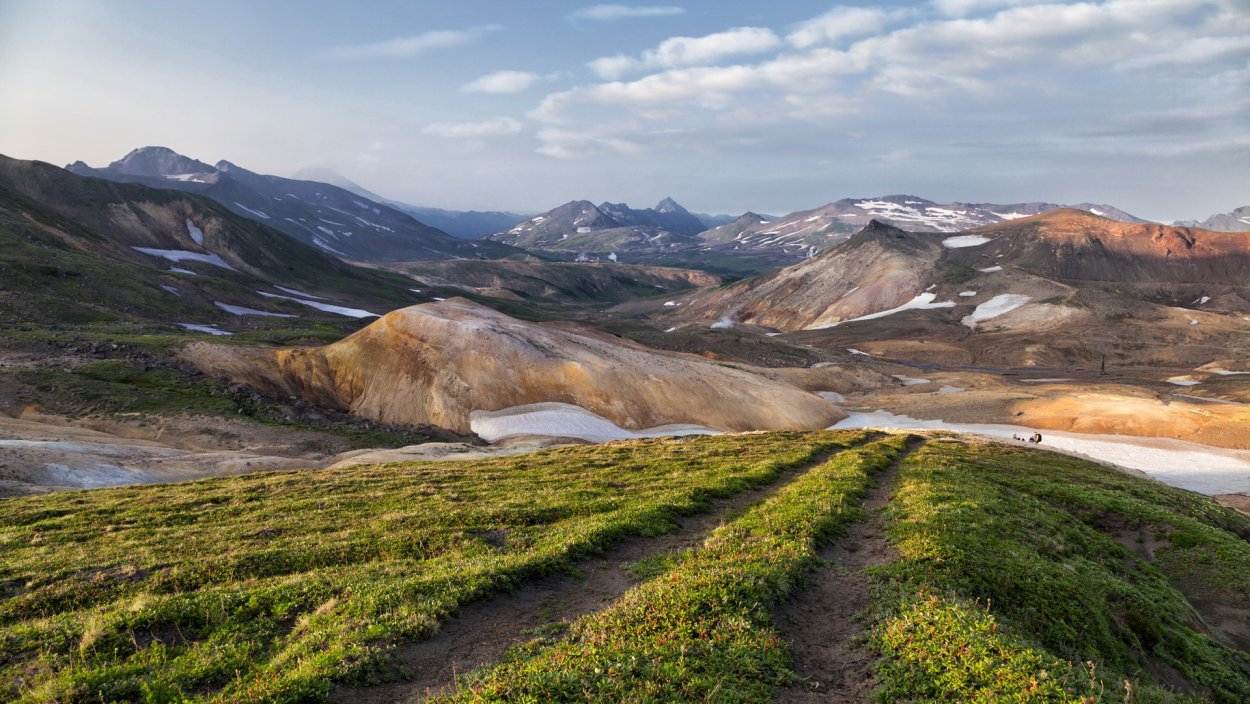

left=67, top=147, right=523, bottom=261
left=487, top=197, right=708, bottom=253
left=666, top=210, right=1250, bottom=369
left=1175, top=206, right=1250, bottom=232
left=681, top=221, right=946, bottom=330
left=0, top=154, right=432, bottom=330
left=185, top=297, right=844, bottom=434
left=693, top=195, right=1154, bottom=260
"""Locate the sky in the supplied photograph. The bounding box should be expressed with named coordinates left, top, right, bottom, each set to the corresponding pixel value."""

left=0, top=0, right=1246, bottom=222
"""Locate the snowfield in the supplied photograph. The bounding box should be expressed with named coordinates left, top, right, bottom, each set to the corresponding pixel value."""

left=832, top=410, right=1250, bottom=495
left=177, top=323, right=231, bottom=335
left=941, top=234, right=993, bottom=248
left=812, top=292, right=955, bottom=328
left=256, top=291, right=377, bottom=318
left=469, top=403, right=717, bottom=443
left=185, top=219, right=204, bottom=245
left=132, top=247, right=237, bottom=271
left=214, top=302, right=297, bottom=318
left=962, top=294, right=1030, bottom=327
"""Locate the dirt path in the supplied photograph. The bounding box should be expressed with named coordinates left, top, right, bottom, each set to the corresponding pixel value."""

left=329, top=441, right=873, bottom=704
left=772, top=437, right=921, bottom=703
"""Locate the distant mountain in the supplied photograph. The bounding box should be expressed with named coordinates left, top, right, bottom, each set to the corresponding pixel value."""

left=68, top=147, right=523, bottom=261
left=695, top=195, right=1154, bottom=260
left=1175, top=206, right=1250, bottom=232
left=290, top=165, right=528, bottom=239
left=487, top=197, right=709, bottom=253
left=0, top=154, right=434, bottom=330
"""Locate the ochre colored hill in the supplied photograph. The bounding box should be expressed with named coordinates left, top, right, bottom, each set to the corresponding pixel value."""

left=185, top=298, right=845, bottom=434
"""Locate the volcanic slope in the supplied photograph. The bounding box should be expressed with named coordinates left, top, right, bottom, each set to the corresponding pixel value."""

left=487, top=198, right=707, bottom=255
left=671, top=211, right=1250, bottom=365
left=68, top=147, right=522, bottom=261
left=3, top=432, right=1249, bottom=703
left=0, top=154, right=430, bottom=331
left=183, top=297, right=846, bottom=434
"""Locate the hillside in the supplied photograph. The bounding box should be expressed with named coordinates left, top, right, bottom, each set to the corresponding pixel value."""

left=487, top=198, right=708, bottom=254
left=0, top=155, right=437, bottom=334
left=67, top=147, right=523, bottom=261
left=3, top=431, right=1247, bottom=702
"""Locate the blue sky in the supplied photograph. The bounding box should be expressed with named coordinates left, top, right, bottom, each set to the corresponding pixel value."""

left=0, top=0, right=1246, bottom=222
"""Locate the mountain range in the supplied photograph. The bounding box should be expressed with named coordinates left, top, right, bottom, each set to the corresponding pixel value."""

left=67, top=147, right=522, bottom=261
left=487, top=194, right=1154, bottom=268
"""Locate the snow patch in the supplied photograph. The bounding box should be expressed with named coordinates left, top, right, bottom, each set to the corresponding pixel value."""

left=663, top=301, right=678, bottom=307
left=1020, top=378, right=1072, bottom=383
left=894, top=375, right=932, bottom=386
left=256, top=292, right=378, bottom=318
left=178, top=323, right=231, bottom=336
left=469, top=402, right=717, bottom=444
left=936, top=385, right=966, bottom=394
left=233, top=202, right=271, bottom=219
left=959, top=290, right=977, bottom=297
left=942, top=234, right=992, bottom=248
left=831, top=410, right=1250, bottom=495
left=160, top=285, right=179, bottom=296
left=816, top=391, right=847, bottom=403
left=847, top=348, right=872, bottom=356
left=977, top=265, right=1003, bottom=273
left=168, top=267, right=197, bottom=276
left=813, top=292, right=955, bottom=328
left=664, top=326, right=678, bottom=333
left=185, top=219, right=204, bottom=245
left=962, top=294, right=1030, bottom=327
left=132, top=248, right=236, bottom=271
left=274, top=285, right=327, bottom=300
left=1166, top=378, right=1201, bottom=386
left=215, top=301, right=297, bottom=318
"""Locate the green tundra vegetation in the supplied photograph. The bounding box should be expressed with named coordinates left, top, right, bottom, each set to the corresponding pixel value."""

left=1, top=431, right=1248, bottom=703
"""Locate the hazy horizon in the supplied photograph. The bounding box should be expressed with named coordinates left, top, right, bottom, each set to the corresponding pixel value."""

left=1, top=0, right=1246, bottom=222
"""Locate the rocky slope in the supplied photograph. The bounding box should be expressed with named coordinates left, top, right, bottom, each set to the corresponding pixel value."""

left=0, top=154, right=427, bottom=329
left=184, top=298, right=846, bottom=434
left=68, top=147, right=522, bottom=261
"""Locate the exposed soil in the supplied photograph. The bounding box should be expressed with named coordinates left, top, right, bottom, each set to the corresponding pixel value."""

left=772, top=438, right=919, bottom=703
left=328, top=442, right=872, bottom=704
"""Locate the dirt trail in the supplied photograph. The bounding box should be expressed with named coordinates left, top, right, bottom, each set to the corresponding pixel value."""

left=773, top=437, right=921, bottom=703
left=329, top=440, right=874, bottom=704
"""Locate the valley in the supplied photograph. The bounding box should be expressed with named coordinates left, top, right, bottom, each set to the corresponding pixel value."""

left=1, top=151, right=1248, bottom=703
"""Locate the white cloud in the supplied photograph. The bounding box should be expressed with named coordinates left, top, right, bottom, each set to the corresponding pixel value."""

left=536, top=128, right=641, bottom=159
left=572, top=4, right=685, bottom=20
left=330, top=27, right=498, bottom=60
left=588, top=27, right=781, bottom=79
left=463, top=70, right=542, bottom=94
left=787, top=7, right=894, bottom=48
left=422, top=117, right=523, bottom=139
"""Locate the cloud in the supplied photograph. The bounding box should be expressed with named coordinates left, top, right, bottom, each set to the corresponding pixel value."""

left=572, top=4, right=685, bottom=21
left=588, top=27, right=781, bottom=79
left=463, top=70, right=542, bottom=94
left=329, top=26, right=498, bottom=60
left=786, top=7, right=895, bottom=48
left=422, top=117, right=523, bottom=139
left=536, top=128, right=641, bottom=159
